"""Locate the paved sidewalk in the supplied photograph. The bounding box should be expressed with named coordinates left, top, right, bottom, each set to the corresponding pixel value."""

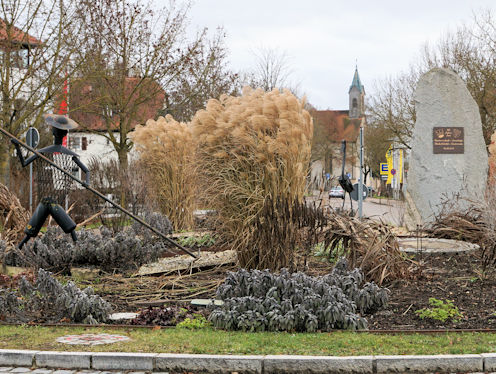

left=328, top=196, right=405, bottom=226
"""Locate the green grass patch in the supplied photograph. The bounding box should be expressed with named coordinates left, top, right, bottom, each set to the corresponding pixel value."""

left=1, top=325, right=496, bottom=355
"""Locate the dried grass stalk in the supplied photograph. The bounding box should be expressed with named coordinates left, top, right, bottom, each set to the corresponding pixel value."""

left=241, top=198, right=327, bottom=271
left=0, top=182, right=29, bottom=242
left=323, top=213, right=410, bottom=285
left=192, top=87, right=313, bottom=269
left=424, top=193, right=496, bottom=269
left=131, top=115, right=196, bottom=231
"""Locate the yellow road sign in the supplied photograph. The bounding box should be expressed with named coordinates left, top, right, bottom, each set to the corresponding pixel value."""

left=380, top=163, right=389, bottom=175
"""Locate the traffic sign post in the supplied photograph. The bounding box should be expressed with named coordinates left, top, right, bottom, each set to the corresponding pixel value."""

left=26, top=127, right=39, bottom=148
left=358, top=126, right=364, bottom=218
left=350, top=182, right=368, bottom=201
left=25, top=127, right=39, bottom=213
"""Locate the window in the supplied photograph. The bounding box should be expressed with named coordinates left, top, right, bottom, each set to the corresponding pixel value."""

left=9, top=49, right=29, bottom=69
left=82, top=137, right=87, bottom=151
left=103, top=105, right=113, bottom=117
left=19, top=49, right=29, bottom=68
left=69, top=136, right=81, bottom=150
left=352, top=98, right=358, bottom=109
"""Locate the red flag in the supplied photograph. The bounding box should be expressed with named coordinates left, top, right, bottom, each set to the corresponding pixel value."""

left=58, top=78, right=68, bottom=147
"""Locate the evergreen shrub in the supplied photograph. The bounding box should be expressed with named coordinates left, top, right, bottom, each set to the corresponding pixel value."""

left=209, top=259, right=388, bottom=332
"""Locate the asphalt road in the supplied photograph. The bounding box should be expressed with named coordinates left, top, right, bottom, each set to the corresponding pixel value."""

left=326, top=195, right=405, bottom=226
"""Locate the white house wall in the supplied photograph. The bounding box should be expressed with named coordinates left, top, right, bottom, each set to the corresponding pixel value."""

left=67, top=131, right=138, bottom=168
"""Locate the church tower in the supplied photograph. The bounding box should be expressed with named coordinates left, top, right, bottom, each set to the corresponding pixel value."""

left=349, top=67, right=365, bottom=118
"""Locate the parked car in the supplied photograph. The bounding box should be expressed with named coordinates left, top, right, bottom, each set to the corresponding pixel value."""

left=329, top=186, right=345, bottom=199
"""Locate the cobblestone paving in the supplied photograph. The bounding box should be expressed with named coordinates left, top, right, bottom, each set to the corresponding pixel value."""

left=0, top=369, right=170, bottom=374
left=3, top=368, right=496, bottom=374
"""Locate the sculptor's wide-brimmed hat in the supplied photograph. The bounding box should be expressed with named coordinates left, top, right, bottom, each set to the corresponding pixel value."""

left=43, top=114, right=79, bottom=130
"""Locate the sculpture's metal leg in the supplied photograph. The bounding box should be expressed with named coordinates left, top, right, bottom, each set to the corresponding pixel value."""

left=18, top=201, right=50, bottom=248
left=17, top=235, right=30, bottom=249
left=48, top=202, right=77, bottom=241
left=48, top=203, right=76, bottom=233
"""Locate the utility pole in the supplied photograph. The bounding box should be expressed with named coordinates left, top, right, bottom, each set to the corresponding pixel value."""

left=358, top=123, right=364, bottom=219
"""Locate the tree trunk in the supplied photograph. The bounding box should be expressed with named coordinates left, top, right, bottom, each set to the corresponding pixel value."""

left=116, top=146, right=128, bottom=209
left=0, top=138, right=11, bottom=187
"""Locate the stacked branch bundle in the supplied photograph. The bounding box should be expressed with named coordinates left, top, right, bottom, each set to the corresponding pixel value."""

left=0, top=182, right=29, bottom=242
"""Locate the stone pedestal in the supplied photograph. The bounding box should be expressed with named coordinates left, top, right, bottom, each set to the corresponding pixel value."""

left=407, top=68, right=487, bottom=226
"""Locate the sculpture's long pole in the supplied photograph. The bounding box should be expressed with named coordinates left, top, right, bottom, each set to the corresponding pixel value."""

left=0, top=126, right=197, bottom=259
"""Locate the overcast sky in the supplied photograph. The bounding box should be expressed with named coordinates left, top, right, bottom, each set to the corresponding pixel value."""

left=163, top=0, right=496, bottom=110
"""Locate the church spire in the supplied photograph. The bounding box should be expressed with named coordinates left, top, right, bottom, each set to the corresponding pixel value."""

left=348, top=66, right=365, bottom=118
left=349, top=66, right=364, bottom=94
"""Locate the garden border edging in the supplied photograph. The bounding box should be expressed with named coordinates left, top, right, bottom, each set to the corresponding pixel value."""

left=1, top=349, right=495, bottom=373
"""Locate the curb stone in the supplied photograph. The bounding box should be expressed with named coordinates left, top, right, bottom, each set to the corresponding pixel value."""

left=263, top=355, right=373, bottom=373
left=35, top=352, right=91, bottom=370
left=375, top=354, right=483, bottom=373
left=156, top=354, right=261, bottom=374
left=482, top=353, right=496, bottom=371
left=0, top=350, right=38, bottom=367
left=1, top=350, right=496, bottom=373
left=92, top=353, right=156, bottom=371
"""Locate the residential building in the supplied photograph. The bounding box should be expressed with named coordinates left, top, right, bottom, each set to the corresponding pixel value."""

left=0, top=19, right=42, bottom=108
left=67, top=77, right=165, bottom=168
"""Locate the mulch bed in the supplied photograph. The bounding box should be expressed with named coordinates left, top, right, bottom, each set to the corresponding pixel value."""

left=367, top=251, right=496, bottom=330
left=5, top=244, right=495, bottom=331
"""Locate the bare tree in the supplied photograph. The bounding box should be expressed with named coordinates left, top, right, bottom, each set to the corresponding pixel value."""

left=420, top=20, right=496, bottom=144
left=162, top=28, right=241, bottom=122
left=363, top=120, right=394, bottom=179
left=367, top=67, right=419, bottom=150
left=247, top=47, right=295, bottom=92
left=72, top=0, right=240, bottom=176
left=0, top=0, right=83, bottom=187
left=368, top=9, right=496, bottom=148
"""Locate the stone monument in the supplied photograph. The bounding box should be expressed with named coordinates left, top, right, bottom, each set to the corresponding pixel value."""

left=406, top=68, right=488, bottom=226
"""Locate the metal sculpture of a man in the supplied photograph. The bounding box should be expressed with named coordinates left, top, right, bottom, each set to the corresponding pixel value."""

left=11, top=114, right=90, bottom=248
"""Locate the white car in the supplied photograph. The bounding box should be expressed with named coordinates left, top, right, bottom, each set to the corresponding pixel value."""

left=329, top=186, right=345, bottom=199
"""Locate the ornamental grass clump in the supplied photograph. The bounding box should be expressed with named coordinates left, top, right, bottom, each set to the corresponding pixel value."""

left=210, top=258, right=388, bottom=332
left=131, top=115, right=197, bottom=231
left=192, top=87, right=313, bottom=269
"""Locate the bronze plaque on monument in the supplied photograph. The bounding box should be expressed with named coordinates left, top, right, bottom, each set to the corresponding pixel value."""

left=433, top=127, right=464, bottom=154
